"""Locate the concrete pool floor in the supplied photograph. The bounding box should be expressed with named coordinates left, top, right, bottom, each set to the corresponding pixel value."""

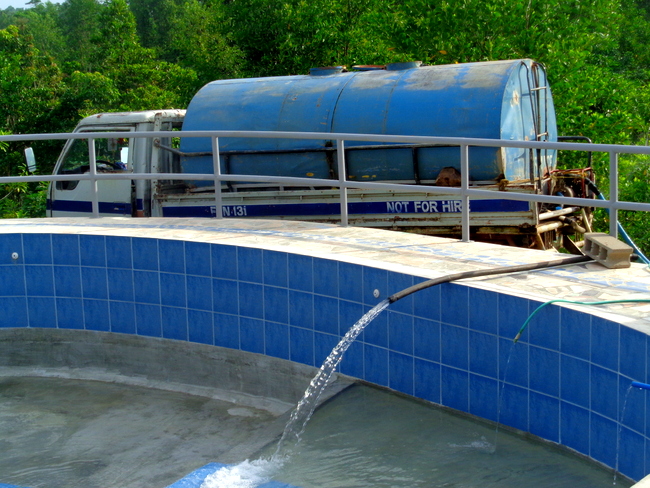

left=2, top=217, right=649, bottom=332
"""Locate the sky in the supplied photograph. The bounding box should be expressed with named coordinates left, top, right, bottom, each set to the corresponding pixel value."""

left=0, top=0, right=62, bottom=10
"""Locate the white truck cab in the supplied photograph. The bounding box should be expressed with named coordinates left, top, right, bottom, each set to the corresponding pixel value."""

left=47, top=110, right=185, bottom=217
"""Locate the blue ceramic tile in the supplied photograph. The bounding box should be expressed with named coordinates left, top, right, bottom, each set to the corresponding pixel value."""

left=240, top=317, right=264, bottom=354
left=52, top=234, right=80, bottom=266
left=313, top=295, right=338, bottom=335
left=441, top=366, right=469, bottom=413
left=363, top=308, right=387, bottom=348
left=214, top=313, right=239, bottom=349
left=591, top=317, right=619, bottom=371
left=338, top=300, right=363, bottom=334
left=56, top=298, right=84, bottom=329
left=560, top=355, right=589, bottom=408
left=620, top=326, right=646, bottom=381
left=414, top=358, right=440, bottom=404
left=440, top=283, right=468, bottom=327
left=618, top=427, right=645, bottom=481
left=160, top=272, right=186, bottom=308
left=389, top=351, right=414, bottom=396
left=315, top=332, right=339, bottom=366
left=529, top=392, right=559, bottom=443
left=211, top=244, right=237, bottom=279
left=264, top=286, right=288, bottom=324
left=79, top=235, right=106, bottom=267
left=133, top=270, right=160, bottom=304
left=0, top=234, right=23, bottom=264
left=23, top=234, right=52, bottom=264
left=188, top=309, right=213, bottom=345
left=213, top=279, right=238, bottom=315
left=413, top=283, right=440, bottom=321
left=469, top=374, right=499, bottom=422
left=386, top=272, right=413, bottom=315
left=265, top=322, right=289, bottom=360
left=135, top=303, right=162, bottom=337
left=132, top=238, right=159, bottom=271
left=620, top=377, right=645, bottom=435
left=499, top=339, right=528, bottom=387
left=25, top=266, right=54, bottom=296
left=340, top=340, right=364, bottom=378
left=560, top=308, right=590, bottom=360
left=414, top=317, right=440, bottom=362
left=185, top=241, right=211, bottom=277
left=106, top=236, right=132, bottom=269
left=0, top=265, right=25, bottom=296
left=589, top=413, right=618, bottom=468
left=238, top=247, right=263, bottom=283
left=110, top=301, right=136, bottom=334
left=83, top=299, right=109, bottom=331
left=0, top=297, right=28, bottom=328
left=468, top=288, right=497, bottom=334
left=498, top=294, right=529, bottom=339
left=290, top=326, right=314, bottom=366
left=158, top=239, right=185, bottom=274
left=529, top=346, right=559, bottom=397
left=239, top=282, right=263, bottom=319
left=289, top=290, right=313, bottom=329
left=162, top=306, right=188, bottom=340
left=388, top=311, right=413, bottom=355
left=81, top=267, right=108, bottom=300
left=364, top=344, right=389, bottom=387
left=288, top=254, right=313, bottom=292
left=560, top=402, right=590, bottom=456
left=441, top=323, right=468, bottom=370
left=263, top=251, right=288, bottom=288
left=107, top=268, right=134, bottom=302
left=499, top=383, right=528, bottom=431
left=527, top=302, right=560, bottom=350
left=314, top=258, right=338, bottom=297
left=187, top=276, right=212, bottom=311
left=338, top=262, right=361, bottom=302
left=469, top=331, right=498, bottom=379
left=27, top=297, right=56, bottom=328
left=53, top=266, right=81, bottom=299
left=590, top=365, right=618, bottom=420
left=363, top=266, right=387, bottom=305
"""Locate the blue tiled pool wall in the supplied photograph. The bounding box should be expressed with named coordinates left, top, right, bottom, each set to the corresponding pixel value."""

left=0, top=232, right=647, bottom=481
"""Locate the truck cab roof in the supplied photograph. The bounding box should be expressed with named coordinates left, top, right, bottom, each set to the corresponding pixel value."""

left=75, top=110, right=186, bottom=129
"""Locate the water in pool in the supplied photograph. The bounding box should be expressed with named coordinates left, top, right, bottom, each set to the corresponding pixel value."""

left=0, top=375, right=632, bottom=488
left=209, top=384, right=629, bottom=488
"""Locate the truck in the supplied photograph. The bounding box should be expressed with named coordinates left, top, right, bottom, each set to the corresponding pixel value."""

left=45, top=59, right=594, bottom=250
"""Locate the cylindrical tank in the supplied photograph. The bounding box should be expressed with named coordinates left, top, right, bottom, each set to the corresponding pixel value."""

left=180, top=59, right=557, bottom=187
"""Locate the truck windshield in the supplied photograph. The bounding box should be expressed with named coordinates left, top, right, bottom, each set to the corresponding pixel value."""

left=56, top=134, right=130, bottom=191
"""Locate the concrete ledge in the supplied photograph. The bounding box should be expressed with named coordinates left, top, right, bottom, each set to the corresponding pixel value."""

left=0, top=328, right=353, bottom=416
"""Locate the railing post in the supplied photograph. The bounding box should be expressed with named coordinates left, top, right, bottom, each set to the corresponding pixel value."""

left=212, top=136, right=223, bottom=219
left=337, top=138, right=349, bottom=227
left=87, top=137, right=99, bottom=218
left=460, top=144, right=471, bottom=242
left=609, top=151, right=618, bottom=238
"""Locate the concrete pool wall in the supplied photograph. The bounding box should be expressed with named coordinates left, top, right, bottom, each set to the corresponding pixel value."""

left=1, top=218, right=649, bottom=483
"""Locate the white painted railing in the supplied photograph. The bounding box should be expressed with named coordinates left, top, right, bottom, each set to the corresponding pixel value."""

left=1, top=130, right=650, bottom=244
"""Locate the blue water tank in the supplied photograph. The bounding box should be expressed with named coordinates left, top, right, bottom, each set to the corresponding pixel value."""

left=180, top=59, right=557, bottom=186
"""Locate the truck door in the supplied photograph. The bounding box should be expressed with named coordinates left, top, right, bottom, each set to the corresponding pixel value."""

left=48, top=129, right=134, bottom=217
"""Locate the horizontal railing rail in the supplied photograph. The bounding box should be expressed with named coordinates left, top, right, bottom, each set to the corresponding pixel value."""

left=1, top=130, right=649, bottom=243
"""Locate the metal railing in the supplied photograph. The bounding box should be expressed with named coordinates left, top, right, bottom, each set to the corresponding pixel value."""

left=1, top=130, right=650, bottom=243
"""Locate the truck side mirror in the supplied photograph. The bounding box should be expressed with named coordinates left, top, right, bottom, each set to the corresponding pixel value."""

left=24, top=147, right=37, bottom=173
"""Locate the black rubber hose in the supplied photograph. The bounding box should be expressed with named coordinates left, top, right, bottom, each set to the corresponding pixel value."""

left=387, top=255, right=592, bottom=304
